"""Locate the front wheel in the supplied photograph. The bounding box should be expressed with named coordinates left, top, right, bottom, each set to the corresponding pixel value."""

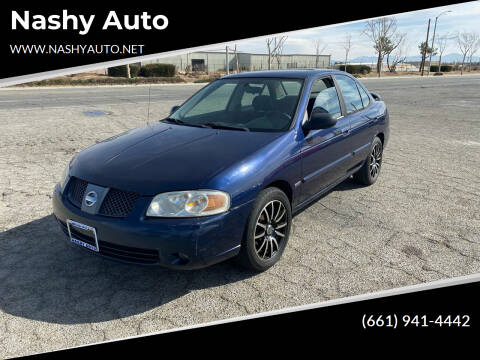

left=353, top=136, right=383, bottom=185
left=236, top=187, right=292, bottom=272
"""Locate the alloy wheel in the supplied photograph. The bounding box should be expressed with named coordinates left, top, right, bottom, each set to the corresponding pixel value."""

left=369, top=142, right=382, bottom=179
left=254, top=200, right=287, bottom=260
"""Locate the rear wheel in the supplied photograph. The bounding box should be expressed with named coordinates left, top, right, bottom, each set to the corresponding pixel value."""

left=236, top=187, right=292, bottom=272
left=353, top=136, right=383, bottom=185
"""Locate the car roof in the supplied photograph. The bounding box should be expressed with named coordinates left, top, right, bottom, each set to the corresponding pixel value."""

left=222, top=69, right=346, bottom=80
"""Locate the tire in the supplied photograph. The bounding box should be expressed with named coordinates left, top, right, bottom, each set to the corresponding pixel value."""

left=236, top=187, right=292, bottom=272
left=353, top=136, right=383, bottom=185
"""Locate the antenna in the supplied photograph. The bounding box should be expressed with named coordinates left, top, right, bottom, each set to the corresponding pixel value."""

left=146, top=84, right=152, bottom=124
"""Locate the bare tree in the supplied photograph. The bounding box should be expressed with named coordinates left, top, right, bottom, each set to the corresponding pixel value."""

left=456, top=31, right=477, bottom=75
left=385, top=33, right=407, bottom=72
left=363, top=17, right=400, bottom=77
left=234, top=44, right=240, bottom=73
left=266, top=39, right=273, bottom=70
left=387, top=36, right=407, bottom=72
left=225, top=46, right=229, bottom=75
left=342, top=34, right=353, bottom=70
left=436, top=35, right=448, bottom=72
left=275, top=38, right=287, bottom=69
left=467, top=33, right=480, bottom=72
left=266, top=36, right=288, bottom=70
left=314, top=39, right=327, bottom=68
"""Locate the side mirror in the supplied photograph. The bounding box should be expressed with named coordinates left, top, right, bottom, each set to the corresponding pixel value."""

left=170, top=105, right=180, bottom=114
left=303, top=109, right=337, bottom=130
left=370, top=92, right=382, bottom=101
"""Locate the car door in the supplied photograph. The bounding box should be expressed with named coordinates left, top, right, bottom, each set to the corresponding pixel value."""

left=334, top=74, right=375, bottom=168
left=298, top=76, right=353, bottom=206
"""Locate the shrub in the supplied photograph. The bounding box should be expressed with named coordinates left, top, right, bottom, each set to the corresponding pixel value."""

left=107, top=65, right=129, bottom=77
left=193, top=76, right=221, bottom=83
left=139, top=63, right=176, bottom=77
left=16, top=76, right=187, bottom=87
left=429, top=65, right=452, bottom=72
left=337, top=64, right=371, bottom=74
left=129, top=64, right=140, bottom=77
left=107, top=64, right=141, bottom=78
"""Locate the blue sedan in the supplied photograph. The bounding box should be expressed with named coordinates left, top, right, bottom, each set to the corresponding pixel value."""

left=52, top=69, right=389, bottom=271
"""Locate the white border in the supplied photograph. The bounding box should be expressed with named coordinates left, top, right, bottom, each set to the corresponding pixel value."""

left=47, top=273, right=480, bottom=354
left=0, top=2, right=465, bottom=87
left=4, top=2, right=479, bottom=355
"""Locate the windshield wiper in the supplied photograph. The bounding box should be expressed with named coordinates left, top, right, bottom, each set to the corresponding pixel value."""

left=163, top=118, right=249, bottom=131
left=203, top=123, right=250, bottom=132
left=162, top=117, right=184, bottom=125
left=162, top=118, right=209, bottom=128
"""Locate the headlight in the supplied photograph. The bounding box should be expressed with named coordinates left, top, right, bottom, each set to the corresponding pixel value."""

left=59, top=163, right=70, bottom=190
left=147, top=190, right=230, bottom=217
left=60, top=156, right=76, bottom=190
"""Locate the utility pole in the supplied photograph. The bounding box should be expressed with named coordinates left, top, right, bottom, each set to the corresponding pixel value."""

left=226, top=46, right=229, bottom=75
left=206, top=53, right=209, bottom=75
left=421, top=19, right=431, bottom=76
left=427, top=18, right=437, bottom=76
left=427, top=10, right=452, bottom=76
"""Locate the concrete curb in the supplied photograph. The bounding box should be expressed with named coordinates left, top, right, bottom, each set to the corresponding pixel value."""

left=360, top=73, right=480, bottom=80
left=1, top=73, right=479, bottom=90
left=0, top=82, right=205, bottom=91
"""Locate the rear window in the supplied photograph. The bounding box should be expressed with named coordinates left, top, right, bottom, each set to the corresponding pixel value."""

left=187, top=83, right=237, bottom=117
left=282, top=81, right=303, bottom=96
left=335, top=75, right=363, bottom=114
left=357, top=83, right=371, bottom=108
left=240, top=83, right=270, bottom=107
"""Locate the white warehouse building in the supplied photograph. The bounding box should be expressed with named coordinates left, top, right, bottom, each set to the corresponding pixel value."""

left=141, top=51, right=331, bottom=73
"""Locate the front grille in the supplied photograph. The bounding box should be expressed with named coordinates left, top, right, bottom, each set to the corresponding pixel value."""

left=57, top=220, right=159, bottom=264
left=68, top=177, right=88, bottom=208
left=99, top=189, right=140, bottom=218
left=97, top=240, right=159, bottom=264
left=67, top=177, right=139, bottom=218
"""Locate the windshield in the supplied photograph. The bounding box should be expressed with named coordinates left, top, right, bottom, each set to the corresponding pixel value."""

left=167, top=77, right=304, bottom=132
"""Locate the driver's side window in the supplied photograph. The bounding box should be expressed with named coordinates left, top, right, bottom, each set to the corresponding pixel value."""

left=305, top=77, right=342, bottom=124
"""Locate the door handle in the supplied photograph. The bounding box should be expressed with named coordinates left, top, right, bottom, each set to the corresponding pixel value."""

left=365, top=115, right=381, bottom=121
left=334, top=128, right=350, bottom=136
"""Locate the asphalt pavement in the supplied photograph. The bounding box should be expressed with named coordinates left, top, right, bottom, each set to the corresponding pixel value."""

left=0, top=74, right=479, bottom=357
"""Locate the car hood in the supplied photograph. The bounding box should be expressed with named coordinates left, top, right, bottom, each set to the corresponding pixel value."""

left=71, top=122, right=281, bottom=195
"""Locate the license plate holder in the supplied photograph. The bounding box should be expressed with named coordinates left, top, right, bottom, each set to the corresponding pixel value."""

left=66, top=219, right=99, bottom=252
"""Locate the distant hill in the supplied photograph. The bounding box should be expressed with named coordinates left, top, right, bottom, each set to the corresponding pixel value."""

left=404, top=53, right=480, bottom=63
left=332, top=53, right=480, bottom=64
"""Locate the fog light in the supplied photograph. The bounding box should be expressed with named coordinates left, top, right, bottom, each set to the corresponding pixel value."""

left=171, top=252, right=190, bottom=265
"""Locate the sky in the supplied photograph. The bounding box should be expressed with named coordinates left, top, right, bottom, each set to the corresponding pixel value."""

left=205, top=1, right=480, bottom=60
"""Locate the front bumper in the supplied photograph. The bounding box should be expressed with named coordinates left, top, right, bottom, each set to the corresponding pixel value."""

left=52, top=184, right=253, bottom=269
